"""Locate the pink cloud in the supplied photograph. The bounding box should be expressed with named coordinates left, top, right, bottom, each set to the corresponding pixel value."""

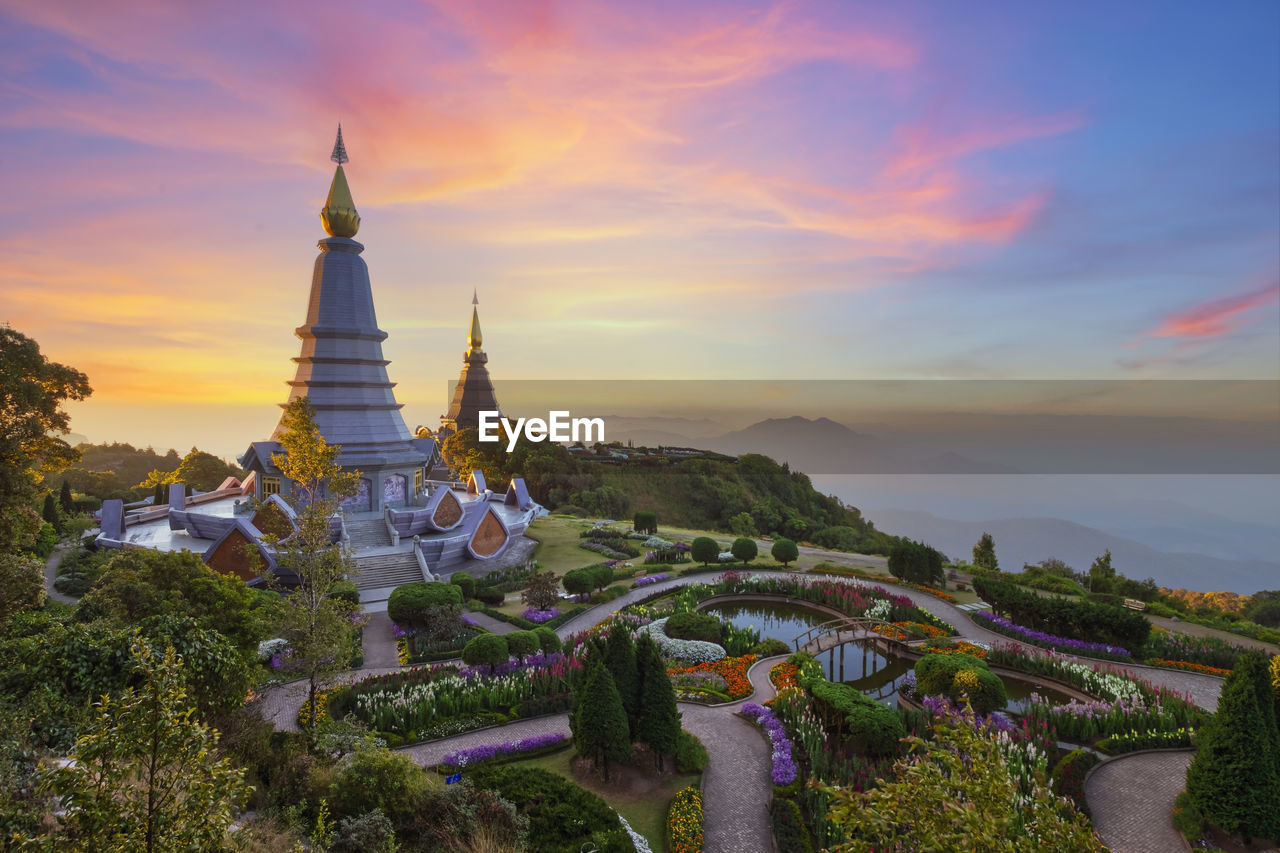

left=1146, top=281, right=1280, bottom=339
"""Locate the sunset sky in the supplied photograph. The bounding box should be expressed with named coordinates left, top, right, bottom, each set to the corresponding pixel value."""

left=2, top=0, right=1277, bottom=459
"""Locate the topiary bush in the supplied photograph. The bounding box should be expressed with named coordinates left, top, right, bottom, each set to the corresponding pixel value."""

left=506, top=630, right=538, bottom=663
left=690, top=537, right=720, bottom=566
left=913, top=653, right=1007, bottom=715
left=754, top=637, right=792, bottom=658
left=461, top=634, right=509, bottom=670
left=664, top=611, right=723, bottom=643
left=450, top=573, right=476, bottom=600
left=534, top=626, right=561, bottom=655
left=770, top=538, right=799, bottom=567
left=386, top=582, right=462, bottom=639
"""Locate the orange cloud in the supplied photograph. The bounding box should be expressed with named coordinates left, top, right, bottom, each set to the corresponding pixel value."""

left=1147, top=281, right=1280, bottom=339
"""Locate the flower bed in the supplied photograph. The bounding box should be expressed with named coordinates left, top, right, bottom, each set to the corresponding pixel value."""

left=296, top=687, right=336, bottom=728
left=639, top=617, right=726, bottom=664
left=921, top=640, right=990, bottom=659
left=1097, top=726, right=1193, bottom=755
left=809, top=566, right=958, bottom=603
left=1144, top=658, right=1230, bottom=677
left=344, top=654, right=581, bottom=738
left=741, top=702, right=798, bottom=784
left=972, top=610, right=1132, bottom=660
left=1143, top=628, right=1250, bottom=670
left=667, top=786, right=704, bottom=853
left=634, top=572, right=669, bottom=587
left=520, top=607, right=561, bottom=624
left=770, top=660, right=801, bottom=694
left=668, top=654, right=758, bottom=700
left=438, top=732, right=568, bottom=770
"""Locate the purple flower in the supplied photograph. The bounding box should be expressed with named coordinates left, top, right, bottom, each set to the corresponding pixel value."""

left=973, top=611, right=1130, bottom=658
left=521, top=608, right=562, bottom=624
left=443, top=732, right=567, bottom=767
left=741, top=703, right=797, bottom=785
left=635, top=573, right=669, bottom=586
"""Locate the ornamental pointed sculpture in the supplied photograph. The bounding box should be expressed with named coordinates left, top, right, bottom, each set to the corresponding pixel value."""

left=330, top=123, right=349, bottom=165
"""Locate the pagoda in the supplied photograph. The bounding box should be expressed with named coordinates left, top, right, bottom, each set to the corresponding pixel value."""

left=239, top=126, right=434, bottom=512
left=437, top=291, right=502, bottom=438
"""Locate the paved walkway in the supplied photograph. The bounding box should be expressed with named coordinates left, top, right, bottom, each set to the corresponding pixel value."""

left=1086, top=750, right=1193, bottom=853
left=361, top=611, right=400, bottom=669
left=43, top=544, right=78, bottom=605
left=462, top=610, right=519, bottom=635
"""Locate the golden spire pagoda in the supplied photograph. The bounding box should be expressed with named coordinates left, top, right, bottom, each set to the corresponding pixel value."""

left=321, top=124, right=360, bottom=238
left=467, top=290, right=483, bottom=353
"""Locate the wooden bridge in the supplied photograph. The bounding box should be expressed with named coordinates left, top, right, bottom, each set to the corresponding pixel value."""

left=792, top=616, right=901, bottom=656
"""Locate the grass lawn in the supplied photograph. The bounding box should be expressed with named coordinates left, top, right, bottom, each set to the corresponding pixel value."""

left=511, top=747, right=700, bottom=849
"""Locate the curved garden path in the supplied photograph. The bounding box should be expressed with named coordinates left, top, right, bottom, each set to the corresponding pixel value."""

left=1085, top=751, right=1194, bottom=853
left=251, top=566, right=1225, bottom=851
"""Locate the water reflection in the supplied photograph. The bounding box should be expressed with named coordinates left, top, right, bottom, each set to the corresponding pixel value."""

left=708, top=602, right=1074, bottom=710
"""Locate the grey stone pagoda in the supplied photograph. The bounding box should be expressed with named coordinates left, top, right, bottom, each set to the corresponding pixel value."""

left=239, top=127, right=433, bottom=512
left=438, top=291, right=502, bottom=438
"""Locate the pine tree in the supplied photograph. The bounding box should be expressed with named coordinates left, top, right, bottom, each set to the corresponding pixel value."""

left=41, top=493, right=59, bottom=529
left=59, top=480, right=74, bottom=514
left=570, top=659, right=631, bottom=781
left=1185, top=652, right=1280, bottom=840
left=602, top=626, right=639, bottom=737
left=635, top=633, right=681, bottom=769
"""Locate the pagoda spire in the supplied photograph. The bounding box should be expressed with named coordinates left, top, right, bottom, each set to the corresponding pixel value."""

left=321, top=125, right=360, bottom=238
left=468, top=293, right=483, bottom=354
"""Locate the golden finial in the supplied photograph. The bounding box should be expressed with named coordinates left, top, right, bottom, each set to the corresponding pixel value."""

left=468, top=295, right=483, bottom=353
left=321, top=124, right=360, bottom=238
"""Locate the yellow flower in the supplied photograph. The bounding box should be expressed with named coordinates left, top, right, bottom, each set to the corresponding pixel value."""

left=954, top=669, right=982, bottom=694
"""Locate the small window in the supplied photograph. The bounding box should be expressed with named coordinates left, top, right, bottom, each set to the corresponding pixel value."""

left=262, top=476, right=280, bottom=496
left=414, top=468, right=424, bottom=494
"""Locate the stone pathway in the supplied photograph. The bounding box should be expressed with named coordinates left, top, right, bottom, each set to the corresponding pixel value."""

left=462, top=610, right=519, bottom=635
left=43, top=544, right=78, bottom=605
left=1085, top=750, right=1193, bottom=853
left=361, top=610, right=400, bottom=668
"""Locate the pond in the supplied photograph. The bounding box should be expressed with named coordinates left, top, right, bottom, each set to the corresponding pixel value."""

left=707, top=601, right=1075, bottom=711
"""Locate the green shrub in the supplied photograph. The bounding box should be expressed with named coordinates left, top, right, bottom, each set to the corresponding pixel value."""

left=386, top=582, right=462, bottom=637
left=664, top=611, right=723, bottom=643
left=731, top=537, right=758, bottom=564
left=53, top=572, right=90, bottom=596
left=534, top=626, right=561, bottom=655
left=329, top=580, right=360, bottom=607
left=973, top=575, right=1150, bottom=652
left=809, top=681, right=906, bottom=756
left=1051, top=749, right=1100, bottom=816
left=754, top=637, right=792, bottom=657
left=506, top=630, right=538, bottom=662
left=913, top=653, right=1006, bottom=715
left=474, top=587, right=505, bottom=606
left=463, top=765, right=629, bottom=853
left=770, top=797, right=814, bottom=853
left=332, top=809, right=396, bottom=853
left=690, top=537, right=720, bottom=566
left=461, top=634, right=509, bottom=669
left=674, top=730, right=709, bottom=773
left=770, top=538, right=799, bottom=567
left=328, top=748, right=432, bottom=826
left=450, top=573, right=476, bottom=600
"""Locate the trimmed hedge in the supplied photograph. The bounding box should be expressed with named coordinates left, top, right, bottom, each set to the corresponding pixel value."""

left=974, top=575, right=1151, bottom=652
left=913, top=653, right=1007, bottom=716
left=463, top=765, right=631, bottom=853
left=769, top=797, right=814, bottom=853
left=387, top=582, right=462, bottom=632
left=664, top=611, right=723, bottom=644
left=809, top=681, right=905, bottom=756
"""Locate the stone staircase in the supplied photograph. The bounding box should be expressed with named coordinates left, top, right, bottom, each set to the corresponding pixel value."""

left=353, top=551, right=424, bottom=590
left=346, top=517, right=392, bottom=549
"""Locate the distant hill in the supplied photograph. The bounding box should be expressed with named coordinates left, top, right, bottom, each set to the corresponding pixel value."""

left=655, top=415, right=1018, bottom=474
left=868, top=508, right=1278, bottom=595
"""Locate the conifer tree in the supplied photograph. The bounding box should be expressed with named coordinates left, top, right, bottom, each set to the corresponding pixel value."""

left=570, top=659, right=631, bottom=781
left=41, top=493, right=59, bottom=529
left=635, top=632, right=681, bottom=769
left=58, top=480, right=74, bottom=514
left=602, top=626, right=639, bottom=737
left=1185, top=652, right=1280, bottom=841
left=972, top=532, right=998, bottom=571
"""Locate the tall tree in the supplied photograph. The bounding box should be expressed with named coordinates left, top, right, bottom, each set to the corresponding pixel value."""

left=58, top=481, right=74, bottom=514
left=29, top=638, right=249, bottom=852
left=41, top=494, right=59, bottom=530
left=570, top=659, right=631, bottom=781
left=602, top=626, right=639, bottom=737
left=1184, top=652, right=1280, bottom=841
left=270, top=398, right=361, bottom=739
left=1088, top=550, right=1115, bottom=594
left=972, top=532, right=998, bottom=572
left=635, top=633, right=681, bottom=769
left=0, top=328, right=91, bottom=553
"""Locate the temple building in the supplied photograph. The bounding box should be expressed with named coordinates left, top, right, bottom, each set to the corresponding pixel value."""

left=237, top=125, right=434, bottom=513
left=435, top=291, right=502, bottom=439
left=94, top=127, right=541, bottom=600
